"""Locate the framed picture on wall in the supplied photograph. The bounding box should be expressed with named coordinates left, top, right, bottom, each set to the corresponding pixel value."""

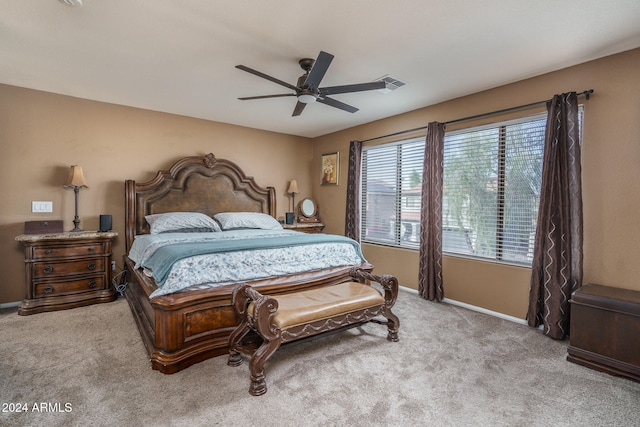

left=321, top=152, right=339, bottom=186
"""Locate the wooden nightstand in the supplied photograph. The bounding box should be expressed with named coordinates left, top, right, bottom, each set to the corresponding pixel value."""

left=282, top=222, right=325, bottom=234
left=15, top=231, right=118, bottom=315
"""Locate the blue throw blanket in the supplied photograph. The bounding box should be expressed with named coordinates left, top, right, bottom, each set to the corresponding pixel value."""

left=142, top=233, right=365, bottom=287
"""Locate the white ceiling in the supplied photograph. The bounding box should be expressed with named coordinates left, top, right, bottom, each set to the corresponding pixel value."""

left=2, top=1, right=640, bottom=138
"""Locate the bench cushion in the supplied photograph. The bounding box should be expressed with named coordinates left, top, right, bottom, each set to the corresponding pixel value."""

left=269, top=282, right=385, bottom=329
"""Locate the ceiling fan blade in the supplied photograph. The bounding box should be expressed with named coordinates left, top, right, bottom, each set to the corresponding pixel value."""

left=235, top=65, right=299, bottom=92
left=238, top=94, right=296, bottom=100
left=317, top=96, right=359, bottom=113
left=292, top=101, right=307, bottom=117
left=320, top=80, right=386, bottom=96
left=303, top=51, right=334, bottom=91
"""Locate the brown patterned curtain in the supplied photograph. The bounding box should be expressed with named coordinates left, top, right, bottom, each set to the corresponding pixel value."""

left=345, top=140, right=362, bottom=241
left=527, top=92, right=583, bottom=340
left=419, top=122, right=445, bottom=301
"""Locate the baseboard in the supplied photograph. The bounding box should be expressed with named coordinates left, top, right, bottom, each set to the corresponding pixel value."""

left=3, top=285, right=528, bottom=325
left=399, top=285, right=527, bottom=326
left=0, top=301, right=20, bottom=309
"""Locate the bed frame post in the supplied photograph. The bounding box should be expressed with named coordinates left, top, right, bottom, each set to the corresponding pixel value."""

left=124, top=179, right=136, bottom=253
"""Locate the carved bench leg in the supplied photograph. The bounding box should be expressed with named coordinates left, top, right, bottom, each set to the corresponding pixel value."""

left=249, top=337, right=282, bottom=396
left=228, top=322, right=250, bottom=367
left=384, top=307, right=400, bottom=342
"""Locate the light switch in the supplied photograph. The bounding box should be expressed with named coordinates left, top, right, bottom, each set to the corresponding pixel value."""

left=32, top=201, right=53, bottom=212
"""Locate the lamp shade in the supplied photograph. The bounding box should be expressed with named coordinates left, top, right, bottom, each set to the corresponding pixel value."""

left=64, top=165, right=88, bottom=188
left=287, top=179, right=299, bottom=194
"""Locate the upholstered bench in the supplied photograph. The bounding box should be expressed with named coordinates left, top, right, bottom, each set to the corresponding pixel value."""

left=227, top=268, right=400, bottom=396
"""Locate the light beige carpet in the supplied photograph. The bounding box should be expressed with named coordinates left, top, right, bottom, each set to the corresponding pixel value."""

left=1, top=290, right=639, bottom=427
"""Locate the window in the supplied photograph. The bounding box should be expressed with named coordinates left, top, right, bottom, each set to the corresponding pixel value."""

left=361, top=137, right=424, bottom=247
left=361, top=110, right=582, bottom=266
left=442, top=114, right=547, bottom=265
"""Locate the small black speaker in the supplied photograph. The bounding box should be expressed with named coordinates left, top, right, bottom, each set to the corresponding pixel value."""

left=99, top=214, right=112, bottom=232
left=285, top=212, right=294, bottom=225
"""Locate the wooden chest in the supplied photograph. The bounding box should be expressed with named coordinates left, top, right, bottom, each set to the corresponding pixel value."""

left=15, top=231, right=118, bottom=315
left=24, top=220, right=63, bottom=234
left=567, top=283, right=640, bottom=382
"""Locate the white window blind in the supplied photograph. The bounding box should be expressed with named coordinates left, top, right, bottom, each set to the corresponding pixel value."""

left=443, top=114, right=547, bottom=264
left=362, top=137, right=425, bottom=247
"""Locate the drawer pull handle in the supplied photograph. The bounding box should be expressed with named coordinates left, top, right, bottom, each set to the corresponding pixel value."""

left=88, top=280, right=97, bottom=289
left=43, top=265, right=53, bottom=274
left=87, top=262, right=96, bottom=270
left=44, top=285, right=54, bottom=294
left=45, top=249, right=52, bottom=255
left=88, top=247, right=95, bottom=252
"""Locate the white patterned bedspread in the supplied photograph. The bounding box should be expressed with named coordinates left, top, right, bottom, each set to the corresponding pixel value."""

left=128, top=229, right=366, bottom=298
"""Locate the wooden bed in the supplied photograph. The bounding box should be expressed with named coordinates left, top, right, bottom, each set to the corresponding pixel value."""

left=123, top=153, right=372, bottom=374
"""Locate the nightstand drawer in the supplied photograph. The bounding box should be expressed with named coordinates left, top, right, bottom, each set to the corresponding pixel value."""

left=34, top=275, right=106, bottom=298
left=33, top=242, right=106, bottom=259
left=33, top=258, right=105, bottom=279
left=282, top=222, right=324, bottom=234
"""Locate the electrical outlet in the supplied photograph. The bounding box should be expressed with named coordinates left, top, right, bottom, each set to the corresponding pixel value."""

left=111, top=261, right=116, bottom=271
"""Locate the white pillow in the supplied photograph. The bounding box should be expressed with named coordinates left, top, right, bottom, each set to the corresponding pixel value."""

left=145, top=212, right=221, bottom=234
left=214, top=212, right=282, bottom=231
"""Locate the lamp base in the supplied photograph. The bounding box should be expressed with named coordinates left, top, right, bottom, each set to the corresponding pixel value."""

left=69, top=187, right=83, bottom=232
left=70, top=215, right=83, bottom=232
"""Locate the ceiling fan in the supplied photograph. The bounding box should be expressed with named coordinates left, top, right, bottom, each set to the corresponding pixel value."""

left=236, top=51, right=386, bottom=117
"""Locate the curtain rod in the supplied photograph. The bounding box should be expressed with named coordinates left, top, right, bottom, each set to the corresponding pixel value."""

left=357, top=89, right=594, bottom=144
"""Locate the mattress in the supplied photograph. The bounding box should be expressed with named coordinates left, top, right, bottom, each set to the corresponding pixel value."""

left=128, top=229, right=366, bottom=298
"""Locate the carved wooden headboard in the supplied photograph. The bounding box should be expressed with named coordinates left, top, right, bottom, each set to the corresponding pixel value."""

left=124, top=153, right=276, bottom=252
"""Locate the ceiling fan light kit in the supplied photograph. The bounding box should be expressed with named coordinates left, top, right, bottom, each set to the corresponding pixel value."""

left=236, top=51, right=387, bottom=116
left=297, top=93, right=317, bottom=104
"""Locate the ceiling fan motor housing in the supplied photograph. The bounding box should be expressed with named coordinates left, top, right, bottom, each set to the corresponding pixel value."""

left=298, top=58, right=315, bottom=72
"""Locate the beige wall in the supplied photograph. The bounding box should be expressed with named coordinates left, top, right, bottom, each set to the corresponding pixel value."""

left=312, top=48, right=640, bottom=319
left=0, top=86, right=312, bottom=303
left=3, top=48, right=638, bottom=318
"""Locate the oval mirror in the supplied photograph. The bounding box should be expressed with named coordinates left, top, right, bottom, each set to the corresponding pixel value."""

left=302, top=199, right=315, bottom=216
left=297, top=198, right=319, bottom=222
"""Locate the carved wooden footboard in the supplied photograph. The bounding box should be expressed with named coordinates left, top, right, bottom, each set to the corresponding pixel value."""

left=124, top=256, right=372, bottom=373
